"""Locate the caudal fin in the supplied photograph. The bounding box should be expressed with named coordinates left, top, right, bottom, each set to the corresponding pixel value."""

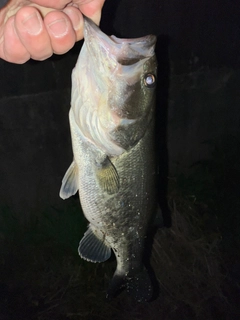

left=106, top=267, right=153, bottom=302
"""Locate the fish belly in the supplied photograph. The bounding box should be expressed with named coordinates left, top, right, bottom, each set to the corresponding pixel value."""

left=76, top=121, right=156, bottom=259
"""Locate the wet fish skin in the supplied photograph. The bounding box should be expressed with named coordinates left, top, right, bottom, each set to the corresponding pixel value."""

left=60, top=17, right=157, bottom=302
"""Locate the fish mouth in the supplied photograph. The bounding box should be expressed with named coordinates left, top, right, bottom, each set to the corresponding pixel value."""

left=84, top=17, right=156, bottom=67
left=71, top=17, right=157, bottom=155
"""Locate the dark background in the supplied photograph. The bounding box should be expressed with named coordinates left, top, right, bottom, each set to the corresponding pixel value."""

left=0, top=0, right=239, bottom=319
left=0, top=0, right=239, bottom=215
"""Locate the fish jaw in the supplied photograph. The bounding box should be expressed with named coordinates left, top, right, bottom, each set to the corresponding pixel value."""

left=70, top=17, right=157, bottom=156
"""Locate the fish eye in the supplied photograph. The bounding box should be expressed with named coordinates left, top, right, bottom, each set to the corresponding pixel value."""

left=143, top=73, right=156, bottom=88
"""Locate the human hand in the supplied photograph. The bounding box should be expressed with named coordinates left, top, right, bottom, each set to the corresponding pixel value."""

left=0, top=0, right=105, bottom=63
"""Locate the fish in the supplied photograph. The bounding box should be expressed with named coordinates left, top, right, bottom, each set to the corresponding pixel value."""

left=60, top=17, right=157, bottom=302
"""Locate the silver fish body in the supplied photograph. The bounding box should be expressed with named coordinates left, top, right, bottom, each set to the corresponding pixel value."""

left=60, top=17, right=157, bottom=301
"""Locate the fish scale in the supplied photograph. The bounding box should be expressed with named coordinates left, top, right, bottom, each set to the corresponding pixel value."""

left=60, top=17, right=157, bottom=302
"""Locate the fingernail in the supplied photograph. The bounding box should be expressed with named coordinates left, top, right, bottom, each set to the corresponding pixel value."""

left=63, top=8, right=81, bottom=31
left=21, top=12, right=42, bottom=35
left=47, top=19, right=68, bottom=38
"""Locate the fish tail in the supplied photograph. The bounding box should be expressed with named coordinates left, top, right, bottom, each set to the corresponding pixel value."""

left=106, top=267, right=153, bottom=302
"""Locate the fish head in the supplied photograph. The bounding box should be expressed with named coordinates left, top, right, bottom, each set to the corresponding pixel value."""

left=72, top=17, right=157, bottom=154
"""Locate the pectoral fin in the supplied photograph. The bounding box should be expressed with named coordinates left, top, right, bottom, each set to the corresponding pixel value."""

left=78, top=225, right=111, bottom=263
left=59, top=161, right=78, bottom=199
left=95, top=156, right=120, bottom=195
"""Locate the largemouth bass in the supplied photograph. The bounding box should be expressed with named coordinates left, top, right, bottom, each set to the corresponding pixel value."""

left=60, top=17, right=157, bottom=302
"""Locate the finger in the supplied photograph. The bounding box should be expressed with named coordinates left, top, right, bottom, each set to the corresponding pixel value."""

left=44, top=10, right=76, bottom=54
left=14, top=6, right=53, bottom=61
left=78, top=0, right=106, bottom=25
left=29, top=0, right=71, bottom=10
left=0, top=15, right=30, bottom=64
left=63, top=6, right=84, bottom=41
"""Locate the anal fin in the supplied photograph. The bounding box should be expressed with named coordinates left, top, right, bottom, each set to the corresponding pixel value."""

left=78, top=225, right=111, bottom=263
